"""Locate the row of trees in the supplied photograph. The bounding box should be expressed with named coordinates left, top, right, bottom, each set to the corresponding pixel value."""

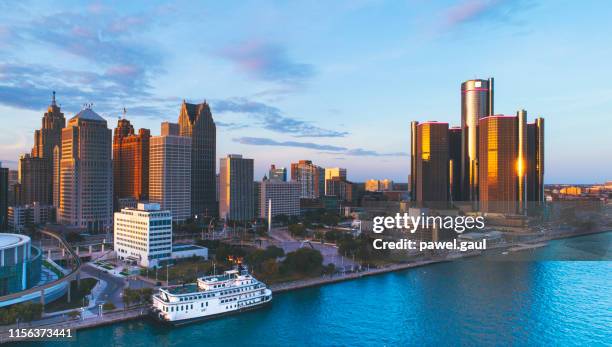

left=0, top=302, right=43, bottom=325
left=122, top=288, right=153, bottom=308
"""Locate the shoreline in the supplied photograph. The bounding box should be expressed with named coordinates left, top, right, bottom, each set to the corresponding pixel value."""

left=0, top=228, right=609, bottom=344
left=270, top=227, right=611, bottom=294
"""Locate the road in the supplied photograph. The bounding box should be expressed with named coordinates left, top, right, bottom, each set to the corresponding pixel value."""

left=80, top=264, right=127, bottom=308
left=268, top=227, right=358, bottom=271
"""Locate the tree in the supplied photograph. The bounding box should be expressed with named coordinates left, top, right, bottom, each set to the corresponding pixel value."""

left=265, top=245, right=284, bottom=259
left=288, top=224, right=307, bottom=237
left=259, top=258, right=279, bottom=279
left=281, top=248, right=323, bottom=275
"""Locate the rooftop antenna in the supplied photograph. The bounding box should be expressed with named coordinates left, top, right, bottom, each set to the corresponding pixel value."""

left=52, top=91, right=56, bottom=106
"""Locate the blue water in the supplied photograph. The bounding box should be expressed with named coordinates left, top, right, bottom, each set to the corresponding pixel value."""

left=25, top=233, right=612, bottom=346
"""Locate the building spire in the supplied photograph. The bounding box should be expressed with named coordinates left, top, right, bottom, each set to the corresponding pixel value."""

left=52, top=91, right=56, bottom=106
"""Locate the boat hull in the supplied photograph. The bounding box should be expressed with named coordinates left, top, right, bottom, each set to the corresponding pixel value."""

left=151, top=300, right=272, bottom=327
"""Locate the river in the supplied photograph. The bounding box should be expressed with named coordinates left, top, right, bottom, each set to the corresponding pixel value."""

left=23, top=232, right=612, bottom=346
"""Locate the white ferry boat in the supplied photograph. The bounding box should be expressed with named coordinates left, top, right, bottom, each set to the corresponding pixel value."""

left=151, top=266, right=272, bottom=325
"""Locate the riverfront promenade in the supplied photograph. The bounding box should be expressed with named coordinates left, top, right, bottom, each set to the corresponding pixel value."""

left=0, top=307, right=147, bottom=344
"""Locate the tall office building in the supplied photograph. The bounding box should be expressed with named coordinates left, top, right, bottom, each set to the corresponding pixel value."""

left=149, top=130, right=192, bottom=222
left=219, top=155, right=254, bottom=221
left=365, top=179, right=394, bottom=192
left=413, top=121, right=449, bottom=204
left=324, top=168, right=347, bottom=195
left=527, top=117, right=545, bottom=203
left=114, top=203, right=172, bottom=268
left=17, top=154, right=49, bottom=205
left=449, top=127, right=462, bottom=202
left=478, top=115, right=520, bottom=213
left=113, top=117, right=150, bottom=208
left=58, top=107, right=113, bottom=233
left=461, top=78, right=494, bottom=201
left=291, top=160, right=324, bottom=199
left=178, top=101, right=216, bottom=218
left=0, top=164, right=7, bottom=230
left=259, top=178, right=301, bottom=219
left=325, top=177, right=353, bottom=202
left=268, top=165, right=287, bottom=182
left=7, top=170, right=18, bottom=207
left=29, top=92, right=66, bottom=206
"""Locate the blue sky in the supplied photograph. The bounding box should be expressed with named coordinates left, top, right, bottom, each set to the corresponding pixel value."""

left=0, top=0, right=611, bottom=183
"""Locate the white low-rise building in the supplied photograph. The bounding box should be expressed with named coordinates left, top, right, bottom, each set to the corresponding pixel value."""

left=114, top=203, right=172, bottom=268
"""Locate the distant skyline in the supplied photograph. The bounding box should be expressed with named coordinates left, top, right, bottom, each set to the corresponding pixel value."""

left=1, top=0, right=611, bottom=183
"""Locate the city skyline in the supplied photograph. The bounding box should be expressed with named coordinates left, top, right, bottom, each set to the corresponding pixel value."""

left=1, top=1, right=611, bottom=183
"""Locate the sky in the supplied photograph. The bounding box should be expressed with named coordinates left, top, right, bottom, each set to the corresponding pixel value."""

left=0, top=0, right=611, bottom=184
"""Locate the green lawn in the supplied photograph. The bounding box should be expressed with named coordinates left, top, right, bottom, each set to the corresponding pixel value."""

left=44, top=278, right=98, bottom=313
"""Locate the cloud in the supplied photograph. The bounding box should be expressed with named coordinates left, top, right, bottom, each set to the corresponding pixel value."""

left=235, top=137, right=346, bottom=151
left=0, top=5, right=170, bottom=116
left=233, top=136, right=407, bottom=157
left=213, top=97, right=348, bottom=138
left=0, top=63, right=176, bottom=118
left=218, top=40, right=315, bottom=84
left=441, top=0, right=533, bottom=30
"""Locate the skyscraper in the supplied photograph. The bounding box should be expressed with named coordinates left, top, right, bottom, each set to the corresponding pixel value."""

left=178, top=101, right=216, bottom=218
left=58, top=107, right=113, bottom=233
left=219, top=154, right=254, bottom=221
left=291, top=160, right=324, bottom=199
left=113, top=117, right=150, bottom=209
left=259, top=178, right=301, bottom=219
left=149, top=129, right=192, bottom=222
left=527, top=117, right=545, bottom=203
left=325, top=177, right=353, bottom=202
left=18, top=154, right=49, bottom=205
left=413, top=121, right=449, bottom=205
left=268, top=165, right=287, bottom=182
left=18, top=92, right=66, bottom=207
left=324, top=167, right=347, bottom=195
left=0, top=164, right=8, bottom=231
left=32, top=92, right=66, bottom=161
left=478, top=115, right=519, bottom=213
left=461, top=78, right=494, bottom=201
left=449, top=127, right=462, bottom=203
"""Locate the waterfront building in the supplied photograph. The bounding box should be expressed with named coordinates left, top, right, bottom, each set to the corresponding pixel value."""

left=8, top=203, right=55, bottom=232
left=18, top=154, right=50, bottom=205
left=149, top=130, right=192, bottom=223
left=461, top=78, right=494, bottom=201
left=325, top=177, right=353, bottom=203
left=219, top=154, right=254, bottom=221
left=113, top=117, right=150, bottom=209
left=178, top=101, right=217, bottom=218
left=413, top=121, right=450, bottom=204
left=114, top=203, right=172, bottom=268
left=449, top=127, right=462, bottom=203
left=0, top=166, right=7, bottom=231
left=291, top=160, right=324, bottom=199
left=527, top=117, right=545, bottom=203
left=259, top=178, right=301, bottom=218
left=268, top=165, right=287, bottom=182
left=478, top=115, right=520, bottom=213
left=58, top=107, right=113, bottom=233
left=0, top=233, right=41, bottom=296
